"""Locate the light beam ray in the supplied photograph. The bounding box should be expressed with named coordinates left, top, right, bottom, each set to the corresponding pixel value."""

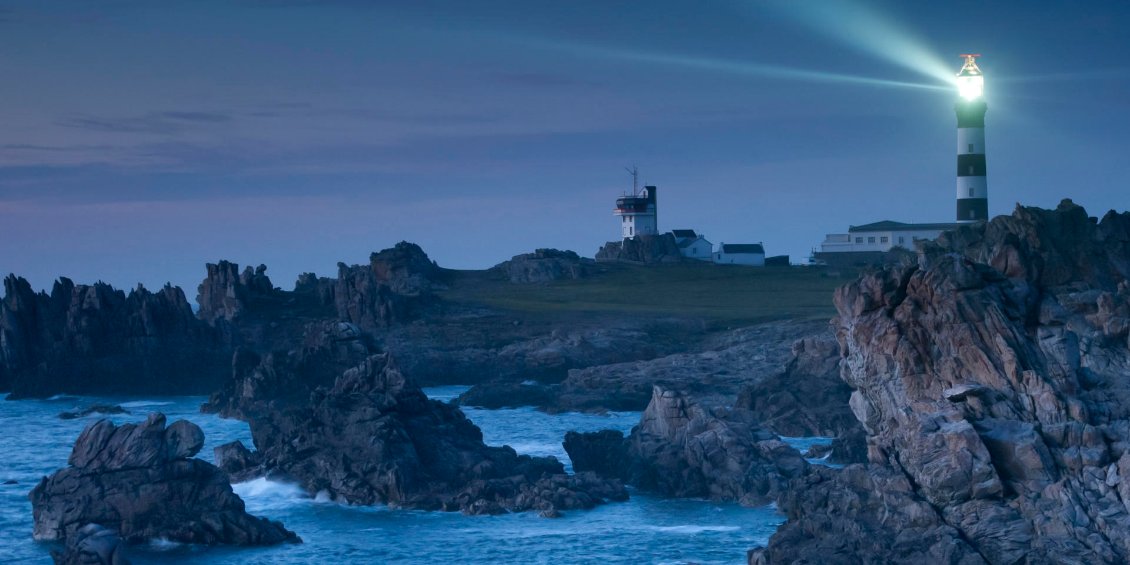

left=511, top=35, right=947, bottom=92
left=743, top=0, right=955, bottom=85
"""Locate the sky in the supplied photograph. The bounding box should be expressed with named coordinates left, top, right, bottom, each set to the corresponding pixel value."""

left=2, top=0, right=1128, bottom=294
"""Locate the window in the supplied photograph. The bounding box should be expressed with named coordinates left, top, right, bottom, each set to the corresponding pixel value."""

left=855, top=237, right=863, bottom=244
left=880, top=236, right=889, bottom=244
left=968, top=143, right=974, bottom=153
left=867, top=237, right=876, bottom=244
left=968, top=165, right=974, bottom=175
left=898, top=236, right=905, bottom=245
left=969, top=187, right=974, bottom=197
left=629, top=227, right=633, bottom=236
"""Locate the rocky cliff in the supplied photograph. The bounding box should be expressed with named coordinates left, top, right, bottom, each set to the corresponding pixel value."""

left=0, top=276, right=230, bottom=398
left=30, top=413, right=297, bottom=547
left=755, top=201, right=1130, bottom=563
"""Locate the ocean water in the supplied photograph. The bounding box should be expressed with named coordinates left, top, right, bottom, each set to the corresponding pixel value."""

left=0, top=387, right=808, bottom=564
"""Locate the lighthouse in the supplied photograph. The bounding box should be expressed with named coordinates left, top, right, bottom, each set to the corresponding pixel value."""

left=613, top=167, right=658, bottom=239
left=955, top=54, right=988, bottom=222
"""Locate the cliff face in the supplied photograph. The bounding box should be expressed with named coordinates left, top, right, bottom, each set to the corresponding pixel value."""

left=0, top=276, right=230, bottom=398
left=757, top=201, right=1130, bottom=563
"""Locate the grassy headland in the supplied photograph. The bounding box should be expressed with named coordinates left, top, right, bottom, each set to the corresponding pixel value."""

left=439, top=263, right=854, bottom=328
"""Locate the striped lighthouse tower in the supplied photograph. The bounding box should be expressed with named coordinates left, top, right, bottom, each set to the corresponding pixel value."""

left=954, top=54, right=988, bottom=222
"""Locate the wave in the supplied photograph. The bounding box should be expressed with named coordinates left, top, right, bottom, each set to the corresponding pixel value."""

left=644, top=525, right=742, bottom=534
left=119, top=400, right=176, bottom=408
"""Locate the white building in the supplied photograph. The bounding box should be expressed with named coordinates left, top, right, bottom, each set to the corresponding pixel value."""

left=713, top=243, right=765, bottom=266
left=613, top=185, right=658, bottom=239
left=818, top=221, right=960, bottom=254
left=671, top=229, right=713, bottom=261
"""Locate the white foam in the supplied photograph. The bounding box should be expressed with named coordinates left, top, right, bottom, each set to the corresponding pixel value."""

left=147, top=537, right=185, bottom=551
left=645, top=525, right=741, bottom=534
left=119, top=400, right=175, bottom=408
left=233, top=477, right=306, bottom=501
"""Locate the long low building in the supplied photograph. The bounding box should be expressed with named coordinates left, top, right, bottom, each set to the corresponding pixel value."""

left=818, top=220, right=961, bottom=254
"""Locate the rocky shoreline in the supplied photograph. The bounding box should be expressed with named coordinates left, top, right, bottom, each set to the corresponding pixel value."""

left=10, top=200, right=1130, bottom=563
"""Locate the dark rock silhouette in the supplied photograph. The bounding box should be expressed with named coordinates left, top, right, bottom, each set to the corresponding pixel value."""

left=0, top=276, right=230, bottom=398
left=565, top=386, right=807, bottom=506
left=247, top=353, right=627, bottom=515
left=595, top=233, right=684, bottom=263
left=201, top=320, right=376, bottom=419
left=756, top=201, right=1130, bottom=563
left=51, top=524, right=131, bottom=565
left=30, top=413, right=298, bottom=547
left=58, top=404, right=129, bottom=420
left=195, top=261, right=275, bottom=325
left=491, top=249, right=596, bottom=283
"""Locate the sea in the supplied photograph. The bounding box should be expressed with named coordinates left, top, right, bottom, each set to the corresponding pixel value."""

left=0, top=386, right=829, bottom=564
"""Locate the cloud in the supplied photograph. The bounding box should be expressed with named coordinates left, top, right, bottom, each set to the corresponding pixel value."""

left=56, top=111, right=233, bottom=135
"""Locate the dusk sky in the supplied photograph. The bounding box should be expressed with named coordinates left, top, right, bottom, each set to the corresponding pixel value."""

left=2, top=1, right=1128, bottom=294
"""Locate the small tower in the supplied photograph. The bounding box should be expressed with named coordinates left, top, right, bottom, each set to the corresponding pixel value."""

left=613, top=167, right=658, bottom=238
left=955, top=54, right=988, bottom=222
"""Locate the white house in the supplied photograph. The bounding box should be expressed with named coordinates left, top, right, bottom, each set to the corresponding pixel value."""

left=713, top=243, right=765, bottom=266
left=671, top=229, right=713, bottom=261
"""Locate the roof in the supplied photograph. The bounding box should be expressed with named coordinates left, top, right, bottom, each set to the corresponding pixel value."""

left=720, top=243, right=765, bottom=254
left=671, top=229, right=698, bottom=239
left=678, top=237, right=710, bottom=248
left=848, top=220, right=962, bottom=233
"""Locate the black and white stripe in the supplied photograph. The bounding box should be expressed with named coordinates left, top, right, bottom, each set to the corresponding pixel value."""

left=955, top=99, right=988, bottom=222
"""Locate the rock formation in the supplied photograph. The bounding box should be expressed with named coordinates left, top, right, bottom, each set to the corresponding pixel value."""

left=247, top=353, right=627, bottom=515
left=52, top=524, right=131, bottom=565
left=201, top=320, right=376, bottom=419
left=30, top=413, right=298, bottom=547
left=331, top=242, right=442, bottom=330
left=756, top=201, right=1130, bottom=563
left=565, top=386, right=807, bottom=506
left=595, top=233, right=684, bottom=263
left=734, top=332, right=860, bottom=438
left=0, top=276, right=230, bottom=398
left=195, top=261, right=275, bottom=325
left=491, top=249, right=597, bottom=283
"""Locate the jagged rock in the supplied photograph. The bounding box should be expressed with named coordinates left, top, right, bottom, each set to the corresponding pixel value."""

left=247, top=353, right=627, bottom=515
left=491, top=249, right=596, bottom=283
left=551, top=319, right=826, bottom=413
left=30, top=413, right=298, bottom=546
left=748, top=465, right=986, bottom=564
left=58, top=404, right=129, bottom=420
left=214, top=441, right=264, bottom=483
left=734, top=331, right=860, bottom=437
left=595, top=234, right=684, bottom=263
left=758, top=202, right=1130, bottom=563
left=565, top=386, right=807, bottom=506
left=369, top=241, right=442, bottom=295
left=51, top=524, right=131, bottom=565
left=201, top=320, right=377, bottom=419
left=0, top=276, right=231, bottom=398
left=196, top=261, right=275, bottom=324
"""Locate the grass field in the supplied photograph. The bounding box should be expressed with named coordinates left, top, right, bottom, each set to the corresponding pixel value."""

left=439, top=263, right=854, bottom=327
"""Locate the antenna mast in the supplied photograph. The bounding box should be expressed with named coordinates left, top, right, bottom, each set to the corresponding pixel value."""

left=625, top=165, right=639, bottom=196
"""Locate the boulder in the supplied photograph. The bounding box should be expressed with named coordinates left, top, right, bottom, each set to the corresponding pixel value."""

left=30, top=413, right=298, bottom=546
